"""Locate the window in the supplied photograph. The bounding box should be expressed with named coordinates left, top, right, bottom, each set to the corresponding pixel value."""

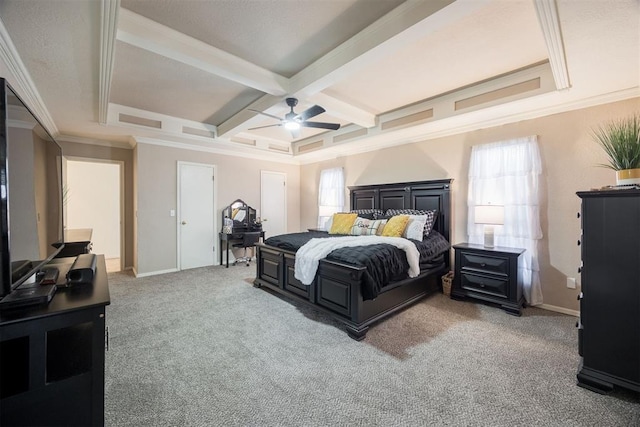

left=317, top=167, right=345, bottom=228
left=468, top=136, right=543, bottom=305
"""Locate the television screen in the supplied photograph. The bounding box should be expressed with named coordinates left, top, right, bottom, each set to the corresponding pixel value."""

left=0, top=80, right=64, bottom=297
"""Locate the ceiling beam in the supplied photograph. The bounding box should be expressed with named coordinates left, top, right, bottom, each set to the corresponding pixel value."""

left=216, top=93, right=284, bottom=137
left=306, top=92, right=376, bottom=128
left=116, top=8, right=289, bottom=96
left=99, top=0, right=120, bottom=125
left=534, top=0, right=571, bottom=90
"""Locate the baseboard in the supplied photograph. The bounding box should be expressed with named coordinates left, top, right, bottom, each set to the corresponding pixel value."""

left=134, top=268, right=179, bottom=278
left=538, top=303, right=579, bottom=317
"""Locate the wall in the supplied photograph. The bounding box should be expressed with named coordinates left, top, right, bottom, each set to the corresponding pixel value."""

left=135, top=142, right=300, bottom=275
left=59, top=141, right=134, bottom=269
left=300, top=97, right=640, bottom=312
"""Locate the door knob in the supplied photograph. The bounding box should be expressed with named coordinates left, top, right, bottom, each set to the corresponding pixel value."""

left=181, top=221, right=187, bottom=225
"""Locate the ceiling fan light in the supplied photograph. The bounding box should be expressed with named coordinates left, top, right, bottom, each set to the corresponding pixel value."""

left=284, top=121, right=300, bottom=130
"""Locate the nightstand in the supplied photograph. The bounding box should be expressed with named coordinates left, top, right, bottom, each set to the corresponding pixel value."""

left=451, top=243, right=525, bottom=316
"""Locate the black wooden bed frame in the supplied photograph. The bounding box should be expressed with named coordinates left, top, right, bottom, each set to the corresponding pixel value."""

left=253, top=179, right=452, bottom=340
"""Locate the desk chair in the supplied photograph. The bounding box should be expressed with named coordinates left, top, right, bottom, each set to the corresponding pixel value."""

left=232, top=232, right=262, bottom=266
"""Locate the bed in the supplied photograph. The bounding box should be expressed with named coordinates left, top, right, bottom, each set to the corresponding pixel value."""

left=253, top=179, right=452, bottom=340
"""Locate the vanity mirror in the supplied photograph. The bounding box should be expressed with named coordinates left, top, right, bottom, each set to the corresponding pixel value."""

left=221, top=199, right=258, bottom=232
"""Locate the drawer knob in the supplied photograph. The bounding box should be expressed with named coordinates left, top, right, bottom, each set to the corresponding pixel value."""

left=577, top=240, right=581, bottom=246
left=578, top=267, right=582, bottom=273
left=577, top=212, right=580, bottom=218
left=480, top=263, right=486, bottom=267
left=479, top=283, right=485, bottom=287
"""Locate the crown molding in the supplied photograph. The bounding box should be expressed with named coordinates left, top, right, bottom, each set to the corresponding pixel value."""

left=99, top=0, right=120, bottom=124
left=0, top=15, right=59, bottom=136
left=57, top=134, right=134, bottom=150
left=134, top=136, right=299, bottom=165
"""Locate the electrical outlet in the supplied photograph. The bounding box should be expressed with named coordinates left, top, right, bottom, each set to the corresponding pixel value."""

left=566, top=277, right=576, bottom=289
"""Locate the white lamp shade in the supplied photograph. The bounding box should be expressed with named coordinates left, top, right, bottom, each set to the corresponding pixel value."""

left=474, top=205, right=505, bottom=225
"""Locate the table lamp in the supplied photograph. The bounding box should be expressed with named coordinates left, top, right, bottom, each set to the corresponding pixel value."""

left=475, top=205, right=504, bottom=248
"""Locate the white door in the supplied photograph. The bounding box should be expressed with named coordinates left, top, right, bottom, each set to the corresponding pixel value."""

left=260, top=171, right=286, bottom=238
left=178, top=162, right=215, bottom=270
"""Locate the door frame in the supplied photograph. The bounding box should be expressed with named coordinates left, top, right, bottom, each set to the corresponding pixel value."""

left=176, top=161, right=218, bottom=270
left=64, top=156, right=125, bottom=271
left=260, top=170, right=287, bottom=236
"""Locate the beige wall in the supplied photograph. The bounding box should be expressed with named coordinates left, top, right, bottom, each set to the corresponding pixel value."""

left=301, top=97, right=640, bottom=312
left=59, top=141, right=135, bottom=269
left=135, top=143, right=300, bottom=275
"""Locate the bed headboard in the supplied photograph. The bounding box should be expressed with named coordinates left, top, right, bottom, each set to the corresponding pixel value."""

left=349, top=179, right=452, bottom=242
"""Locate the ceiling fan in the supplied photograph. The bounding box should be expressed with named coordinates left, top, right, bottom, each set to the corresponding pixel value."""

left=248, top=97, right=340, bottom=136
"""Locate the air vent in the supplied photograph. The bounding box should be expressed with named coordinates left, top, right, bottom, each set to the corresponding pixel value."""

left=298, top=140, right=324, bottom=153
left=230, top=136, right=256, bottom=146
left=182, top=126, right=215, bottom=139
left=381, top=109, right=433, bottom=131
left=333, top=128, right=367, bottom=143
left=118, top=113, right=161, bottom=129
left=268, top=144, right=290, bottom=153
left=455, top=78, right=541, bottom=111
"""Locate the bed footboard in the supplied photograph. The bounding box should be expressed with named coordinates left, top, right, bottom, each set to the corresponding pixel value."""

left=254, top=243, right=444, bottom=340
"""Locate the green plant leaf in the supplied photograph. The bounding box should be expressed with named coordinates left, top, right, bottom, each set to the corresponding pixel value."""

left=592, top=114, right=640, bottom=170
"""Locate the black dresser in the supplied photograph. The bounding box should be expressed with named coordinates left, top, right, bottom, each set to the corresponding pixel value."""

left=576, top=188, right=640, bottom=393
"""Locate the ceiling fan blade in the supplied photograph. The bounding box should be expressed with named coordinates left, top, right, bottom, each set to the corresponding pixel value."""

left=301, top=121, right=340, bottom=130
left=296, top=105, right=325, bottom=121
left=248, top=124, right=282, bottom=130
left=247, top=109, right=282, bottom=121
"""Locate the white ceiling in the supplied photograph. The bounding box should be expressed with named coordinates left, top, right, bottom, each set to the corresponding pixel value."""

left=0, top=0, right=638, bottom=163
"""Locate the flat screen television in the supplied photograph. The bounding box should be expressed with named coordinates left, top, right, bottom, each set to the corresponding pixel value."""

left=0, top=78, right=64, bottom=299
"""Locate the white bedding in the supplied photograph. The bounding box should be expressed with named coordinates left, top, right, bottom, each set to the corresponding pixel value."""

left=294, top=235, right=420, bottom=285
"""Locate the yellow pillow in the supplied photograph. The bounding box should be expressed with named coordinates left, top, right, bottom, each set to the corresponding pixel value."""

left=381, top=215, right=410, bottom=237
left=329, top=213, right=358, bottom=234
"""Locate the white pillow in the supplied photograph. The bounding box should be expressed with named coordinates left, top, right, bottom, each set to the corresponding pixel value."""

left=403, top=215, right=428, bottom=240
left=324, top=214, right=334, bottom=232
left=350, top=217, right=386, bottom=236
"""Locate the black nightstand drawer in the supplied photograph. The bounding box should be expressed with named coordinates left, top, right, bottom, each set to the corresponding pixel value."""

left=460, top=272, right=509, bottom=298
left=460, top=252, right=509, bottom=275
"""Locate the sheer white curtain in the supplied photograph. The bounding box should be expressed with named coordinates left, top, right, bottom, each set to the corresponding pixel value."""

left=317, top=167, right=345, bottom=228
left=468, top=136, right=543, bottom=305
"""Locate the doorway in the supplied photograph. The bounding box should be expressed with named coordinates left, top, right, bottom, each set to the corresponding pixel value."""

left=260, top=171, right=286, bottom=238
left=65, top=158, right=123, bottom=272
left=177, top=162, right=216, bottom=270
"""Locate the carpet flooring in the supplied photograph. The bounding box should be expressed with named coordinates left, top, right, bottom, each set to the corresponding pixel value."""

left=105, top=266, right=639, bottom=426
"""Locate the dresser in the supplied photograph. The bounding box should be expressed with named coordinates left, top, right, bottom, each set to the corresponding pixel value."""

left=576, top=189, right=640, bottom=393
left=451, top=243, right=525, bottom=315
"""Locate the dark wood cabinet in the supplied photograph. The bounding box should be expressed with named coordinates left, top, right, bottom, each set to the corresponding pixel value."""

left=0, top=255, right=110, bottom=426
left=576, top=189, right=640, bottom=394
left=451, top=243, right=525, bottom=315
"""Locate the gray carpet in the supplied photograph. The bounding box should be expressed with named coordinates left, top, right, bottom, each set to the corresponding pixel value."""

left=105, top=266, right=639, bottom=426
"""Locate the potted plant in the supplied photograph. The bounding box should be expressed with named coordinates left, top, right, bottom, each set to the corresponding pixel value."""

left=593, top=114, right=640, bottom=185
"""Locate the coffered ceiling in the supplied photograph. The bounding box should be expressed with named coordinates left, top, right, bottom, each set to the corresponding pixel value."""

left=0, top=0, right=638, bottom=163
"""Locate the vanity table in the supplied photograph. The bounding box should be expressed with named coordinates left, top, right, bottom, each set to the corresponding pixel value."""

left=219, top=199, right=264, bottom=268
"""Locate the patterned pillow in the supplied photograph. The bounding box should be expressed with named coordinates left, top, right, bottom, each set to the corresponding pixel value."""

left=381, top=215, right=410, bottom=237
left=350, top=209, right=384, bottom=220
left=386, top=209, right=437, bottom=237
left=403, top=215, right=428, bottom=240
left=329, top=213, right=358, bottom=234
left=350, top=217, right=386, bottom=236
